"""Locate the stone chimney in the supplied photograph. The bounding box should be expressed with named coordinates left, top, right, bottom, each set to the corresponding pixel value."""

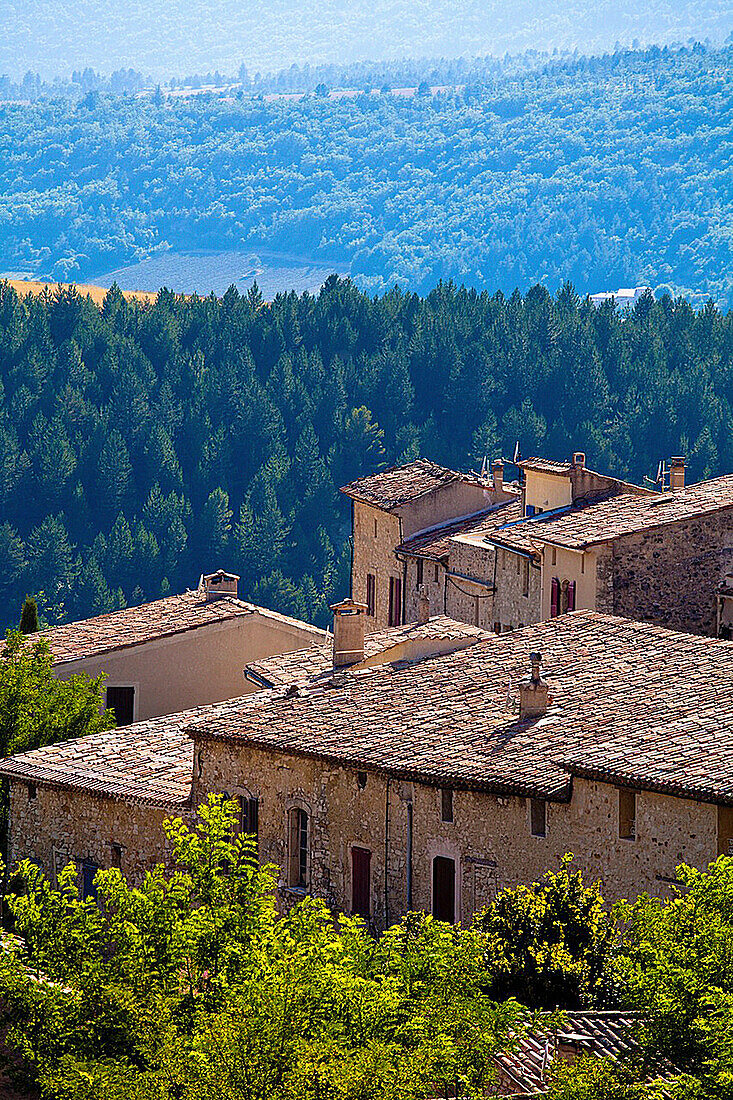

left=417, top=586, right=431, bottom=625
left=519, top=652, right=549, bottom=721
left=492, top=459, right=504, bottom=494
left=556, top=1033, right=595, bottom=1065
left=203, top=569, right=239, bottom=600
left=572, top=451, right=586, bottom=469
left=331, top=598, right=368, bottom=668
left=670, top=455, right=686, bottom=490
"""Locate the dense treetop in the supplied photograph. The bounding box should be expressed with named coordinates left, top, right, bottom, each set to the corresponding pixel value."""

left=0, top=276, right=731, bottom=631
left=1, top=45, right=732, bottom=303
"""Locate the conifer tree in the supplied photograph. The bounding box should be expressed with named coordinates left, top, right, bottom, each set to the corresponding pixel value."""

left=18, top=596, right=40, bottom=635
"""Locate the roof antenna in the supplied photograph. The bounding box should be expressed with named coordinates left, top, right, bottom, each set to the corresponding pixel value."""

left=480, top=454, right=488, bottom=479
left=512, top=440, right=521, bottom=465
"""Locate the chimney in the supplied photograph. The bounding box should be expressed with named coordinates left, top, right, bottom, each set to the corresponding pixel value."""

left=556, top=1033, right=595, bottom=1065
left=670, top=456, right=686, bottom=490
left=417, top=586, right=431, bottom=625
left=331, top=598, right=368, bottom=668
left=572, top=451, right=586, bottom=469
left=492, top=459, right=504, bottom=494
left=519, top=652, right=549, bottom=721
left=203, top=569, right=239, bottom=600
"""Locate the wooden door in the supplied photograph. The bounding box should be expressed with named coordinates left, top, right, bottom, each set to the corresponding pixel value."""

left=432, top=856, right=455, bottom=923
left=351, top=847, right=371, bottom=918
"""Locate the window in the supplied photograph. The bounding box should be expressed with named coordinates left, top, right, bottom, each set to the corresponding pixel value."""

left=434, top=563, right=439, bottom=583
left=551, top=547, right=557, bottom=566
left=107, top=685, right=135, bottom=726
left=494, top=622, right=502, bottom=635
left=441, top=788, right=454, bottom=823
left=567, top=581, right=576, bottom=612
left=416, top=558, right=424, bottom=587
left=619, top=789, right=636, bottom=840
left=357, top=771, right=367, bottom=790
left=525, top=504, right=536, bottom=518
left=516, top=555, right=521, bottom=575
left=27, top=783, right=37, bottom=801
left=288, top=808, right=309, bottom=888
left=432, top=856, right=456, bottom=923
left=522, top=558, right=530, bottom=597
left=530, top=798, right=546, bottom=838
left=580, top=555, right=585, bottom=575
left=110, top=843, right=123, bottom=869
left=81, top=860, right=101, bottom=900
left=240, top=796, right=260, bottom=842
left=374, top=517, right=378, bottom=538
left=366, top=573, right=376, bottom=617
left=351, top=847, right=371, bottom=918
left=388, top=576, right=402, bottom=627
left=550, top=577, right=560, bottom=618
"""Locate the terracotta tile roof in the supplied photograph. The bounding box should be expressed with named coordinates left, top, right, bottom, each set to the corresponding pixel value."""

left=518, top=457, right=575, bottom=474
left=0, top=713, right=196, bottom=808
left=246, top=616, right=490, bottom=688
left=340, top=459, right=487, bottom=511
left=396, top=500, right=522, bottom=559
left=490, top=475, right=733, bottom=552
left=22, top=590, right=309, bottom=665
left=494, top=1011, right=641, bottom=1095
left=187, top=611, right=733, bottom=804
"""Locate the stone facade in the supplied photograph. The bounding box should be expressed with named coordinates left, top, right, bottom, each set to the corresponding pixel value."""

left=488, top=547, right=542, bottom=632
left=8, top=781, right=177, bottom=887
left=351, top=501, right=404, bottom=630
left=596, top=510, right=733, bottom=636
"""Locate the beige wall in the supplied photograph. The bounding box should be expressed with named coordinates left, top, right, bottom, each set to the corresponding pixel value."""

left=352, top=502, right=404, bottom=630
left=540, top=546, right=598, bottom=618
left=524, top=471, right=572, bottom=514
left=398, top=482, right=504, bottom=539
left=55, top=610, right=326, bottom=723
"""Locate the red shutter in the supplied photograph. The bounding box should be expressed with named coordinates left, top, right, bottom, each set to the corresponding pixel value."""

left=550, top=577, right=560, bottom=618
left=567, top=581, right=576, bottom=612
left=351, top=847, right=371, bottom=918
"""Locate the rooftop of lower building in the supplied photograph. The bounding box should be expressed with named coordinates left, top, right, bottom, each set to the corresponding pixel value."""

left=396, top=500, right=522, bottom=560
left=6, top=611, right=733, bottom=809
left=19, top=574, right=325, bottom=665
left=340, top=458, right=490, bottom=512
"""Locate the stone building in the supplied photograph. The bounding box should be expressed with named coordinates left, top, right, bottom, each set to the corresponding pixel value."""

left=6, top=607, right=733, bottom=930
left=25, top=569, right=326, bottom=725
left=340, top=458, right=517, bottom=629
left=347, top=452, right=733, bottom=637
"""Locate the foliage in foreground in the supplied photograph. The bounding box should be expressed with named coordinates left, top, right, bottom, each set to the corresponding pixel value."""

left=478, top=855, right=616, bottom=1009
left=0, top=629, right=113, bottom=759
left=0, top=796, right=532, bottom=1099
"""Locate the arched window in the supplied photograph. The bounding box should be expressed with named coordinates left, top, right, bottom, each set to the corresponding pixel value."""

left=288, top=807, right=309, bottom=889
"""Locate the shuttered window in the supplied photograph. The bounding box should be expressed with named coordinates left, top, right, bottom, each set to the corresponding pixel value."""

left=366, top=573, right=376, bottom=617
left=388, top=577, right=402, bottom=626
left=550, top=577, right=560, bottom=618
left=567, top=580, right=576, bottom=612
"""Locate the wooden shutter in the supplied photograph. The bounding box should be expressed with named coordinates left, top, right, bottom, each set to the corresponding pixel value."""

left=567, top=580, right=576, bottom=612
left=550, top=577, right=560, bottom=618
left=389, top=577, right=402, bottom=626
left=432, top=856, right=456, bottom=923
left=351, top=847, right=371, bottom=918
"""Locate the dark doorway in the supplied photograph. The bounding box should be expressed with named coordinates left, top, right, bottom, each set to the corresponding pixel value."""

left=107, top=685, right=135, bottom=726
left=351, top=846, right=371, bottom=918
left=432, top=856, right=455, bottom=923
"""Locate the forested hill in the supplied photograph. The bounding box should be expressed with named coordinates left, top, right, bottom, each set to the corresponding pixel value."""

left=1, top=277, right=732, bottom=631
left=1, top=0, right=729, bottom=82
left=2, top=45, right=732, bottom=305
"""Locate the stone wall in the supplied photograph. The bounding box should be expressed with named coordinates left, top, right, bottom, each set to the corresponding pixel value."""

left=595, top=509, right=733, bottom=635
left=7, top=781, right=177, bottom=886
left=444, top=539, right=497, bottom=628
left=351, top=502, right=404, bottom=630
left=491, top=547, right=542, bottom=631
left=402, top=556, right=446, bottom=623
left=191, top=738, right=721, bottom=928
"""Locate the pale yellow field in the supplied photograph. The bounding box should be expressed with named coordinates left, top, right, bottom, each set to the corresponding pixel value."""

left=2, top=278, right=158, bottom=306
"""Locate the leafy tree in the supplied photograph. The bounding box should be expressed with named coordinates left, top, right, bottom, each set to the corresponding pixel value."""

left=0, top=630, right=113, bottom=758
left=478, top=856, right=617, bottom=1009
left=0, top=795, right=532, bottom=1099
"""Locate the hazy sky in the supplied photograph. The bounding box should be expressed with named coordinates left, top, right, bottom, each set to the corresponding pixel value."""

left=1, top=0, right=731, bottom=80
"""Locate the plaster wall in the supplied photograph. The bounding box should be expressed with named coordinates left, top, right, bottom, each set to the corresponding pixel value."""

left=524, top=471, right=572, bottom=513
left=54, top=609, right=324, bottom=722
left=540, top=547, right=598, bottom=619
